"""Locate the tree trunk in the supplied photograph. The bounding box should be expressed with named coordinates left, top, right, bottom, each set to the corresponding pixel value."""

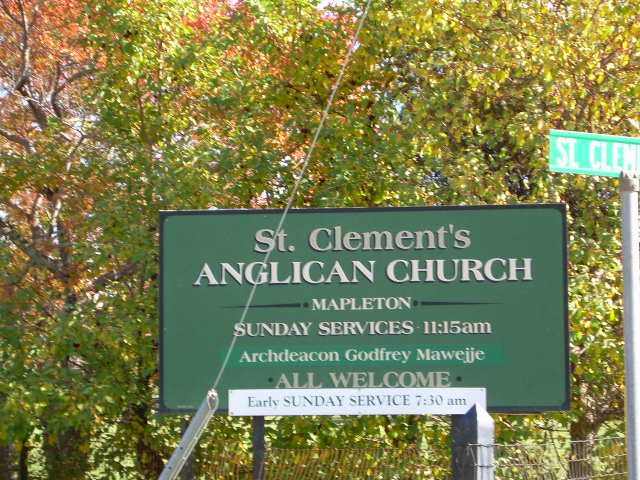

left=43, top=425, right=90, bottom=480
left=0, top=441, right=16, bottom=480
left=19, top=442, right=29, bottom=480
left=568, top=418, right=596, bottom=479
left=0, top=438, right=30, bottom=480
left=132, top=402, right=165, bottom=477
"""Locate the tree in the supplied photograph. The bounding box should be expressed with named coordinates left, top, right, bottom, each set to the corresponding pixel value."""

left=2, top=0, right=639, bottom=477
left=347, top=1, right=634, bottom=474
left=0, top=0, right=100, bottom=477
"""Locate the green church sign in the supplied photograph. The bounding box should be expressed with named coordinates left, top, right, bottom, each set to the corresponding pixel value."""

left=160, top=205, right=569, bottom=413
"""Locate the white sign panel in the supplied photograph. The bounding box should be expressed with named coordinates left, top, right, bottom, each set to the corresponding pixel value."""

left=228, top=387, right=486, bottom=416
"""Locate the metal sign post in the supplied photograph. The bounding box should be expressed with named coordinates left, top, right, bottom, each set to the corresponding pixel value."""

left=252, top=416, right=266, bottom=480
left=452, top=404, right=495, bottom=480
left=621, top=172, right=640, bottom=480
left=549, top=130, right=640, bottom=479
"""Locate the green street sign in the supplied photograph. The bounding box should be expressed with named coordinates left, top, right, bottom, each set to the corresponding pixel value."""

left=549, top=129, right=640, bottom=176
left=160, top=205, right=569, bottom=414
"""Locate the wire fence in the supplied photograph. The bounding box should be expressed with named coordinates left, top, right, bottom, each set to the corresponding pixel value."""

left=202, top=436, right=626, bottom=479
left=265, top=446, right=447, bottom=479
left=485, top=436, right=626, bottom=480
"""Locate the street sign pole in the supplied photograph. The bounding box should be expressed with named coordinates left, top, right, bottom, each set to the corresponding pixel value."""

left=550, top=130, right=640, bottom=479
left=621, top=172, right=640, bottom=480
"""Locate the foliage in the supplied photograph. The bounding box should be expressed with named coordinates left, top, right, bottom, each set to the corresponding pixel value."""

left=1, top=0, right=639, bottom=478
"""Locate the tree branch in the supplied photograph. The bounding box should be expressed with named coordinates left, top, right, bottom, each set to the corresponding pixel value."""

left=6, top=0, right=50, bottom=130
left=0, top=217, right=66, bottom=281
left=51, top=67, right=95, bottom=119
left=19, top=89, right=49, bottom=130
left=0, top=0, right=20, bottom=24
left=0, top=126, right=34, bottom=154
left=14, top=0, right=32, bottom=92
left=91, top=262, right=140, bottom=291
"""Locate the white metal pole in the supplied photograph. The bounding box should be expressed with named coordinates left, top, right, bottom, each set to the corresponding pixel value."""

left=158, top=389, right=219, bottom=480
left=621, top=171, right=640, bottom=480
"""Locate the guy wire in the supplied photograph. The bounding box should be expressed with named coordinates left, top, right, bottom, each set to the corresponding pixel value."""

left=212, top=0, right=376, bottom=390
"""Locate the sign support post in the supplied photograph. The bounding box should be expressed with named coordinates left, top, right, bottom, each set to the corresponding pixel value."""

left=452, top=404, right=494, bottom=480
left=252, top=416, right=266, bottom=480
left=621, top=172, right=640, bottom=480
left=179, top=419, right=195, bottom=480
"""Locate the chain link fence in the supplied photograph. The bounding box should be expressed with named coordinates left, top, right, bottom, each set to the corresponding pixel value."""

left=202, top=436, right=626, bottom=479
